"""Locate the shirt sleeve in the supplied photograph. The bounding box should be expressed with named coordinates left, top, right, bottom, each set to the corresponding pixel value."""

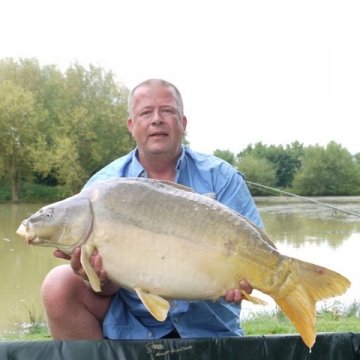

left=211, top=163, right=264, bottom=229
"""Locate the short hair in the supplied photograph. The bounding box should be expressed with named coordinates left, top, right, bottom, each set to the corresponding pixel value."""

left=128, top=79, right=184, bottom=118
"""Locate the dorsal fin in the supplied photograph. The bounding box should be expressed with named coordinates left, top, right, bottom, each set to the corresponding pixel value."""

left=158, top=180, right=217, bottom=199
left=158, top=180, right=196, bottom=193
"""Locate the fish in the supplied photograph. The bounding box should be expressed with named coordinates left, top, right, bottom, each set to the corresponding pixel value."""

left=16, top=177, right=350, bottom=349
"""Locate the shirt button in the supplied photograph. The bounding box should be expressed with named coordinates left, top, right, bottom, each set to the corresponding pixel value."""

left=174, top=318, right=178, bottom=322
left=148, top=332, right=153, bottom=338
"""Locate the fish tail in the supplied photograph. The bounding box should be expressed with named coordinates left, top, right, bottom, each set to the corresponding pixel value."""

left=275, top=260, right=351, bottom=349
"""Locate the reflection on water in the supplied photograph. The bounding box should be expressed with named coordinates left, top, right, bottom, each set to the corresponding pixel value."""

left=0, top=198, right=359, bottom=336
left=259, top=204, right=359, bottom=249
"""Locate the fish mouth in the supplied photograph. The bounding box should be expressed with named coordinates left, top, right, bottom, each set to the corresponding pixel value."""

left=16, top=223, right=37, bottom=245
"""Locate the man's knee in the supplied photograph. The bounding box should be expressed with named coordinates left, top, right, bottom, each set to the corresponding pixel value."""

left=41, top=265, right=84, bottom=314
left=42, top=264, right=112, bottom=323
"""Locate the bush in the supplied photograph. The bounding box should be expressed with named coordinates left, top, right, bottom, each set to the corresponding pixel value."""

left=0, top=183, right=72, bottom=203
left=236, top=155, right=277, bottom=196
left=0, top=185, right=12, bottom=202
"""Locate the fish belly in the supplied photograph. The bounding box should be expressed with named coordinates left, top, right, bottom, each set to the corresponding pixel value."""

left=92, top=220, right=286, bottom=301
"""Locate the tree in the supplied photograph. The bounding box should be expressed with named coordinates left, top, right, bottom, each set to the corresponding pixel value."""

left=213, top=149, right=236, bottom=166
left=0, top=81, right=46, bottom=201
left=292, top=141, right=360, bottom=195
left=238, top=141, right=304, bottom=188
left=355, top=152, right=360, bottom=165
left=236, top=154, right=277, bottom=196
left=34, top=62, right=133, bottom=192
left=0, top=58, right=134, bottom=200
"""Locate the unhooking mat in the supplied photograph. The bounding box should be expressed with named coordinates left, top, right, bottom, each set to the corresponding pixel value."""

left=0, top=332, right=359, bottom=360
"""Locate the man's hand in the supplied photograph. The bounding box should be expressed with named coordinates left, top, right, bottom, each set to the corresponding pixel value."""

left=224, top=280, right=252, bottom=305
left=53, top=247, right=118, bottom=295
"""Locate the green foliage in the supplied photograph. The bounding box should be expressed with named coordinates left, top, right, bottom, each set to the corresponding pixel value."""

left=236, top=155, right=277, bottom=196
left=0, top=185, right=11, bottom=202
left=20, top=183, right=71, bottom=202
left=0, top=74, right=47, bottom=201
left=292, top=142, right=360, bottom=196
left=0, top=183, right=69, bottom=203
left=238, top=141, right=304, bottom=188
left=213, top=149, right=236, bottom=166
left=29, top=62, right=134, bottom=193
left=0, top=58, right=134, bottom=200
left=354, top=152, right=360, bottom=167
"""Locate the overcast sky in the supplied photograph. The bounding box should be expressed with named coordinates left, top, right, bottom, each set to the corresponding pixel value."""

left=1, top=0, right=359, bottom=155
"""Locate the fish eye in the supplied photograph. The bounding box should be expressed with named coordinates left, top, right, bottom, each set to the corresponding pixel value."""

left=44, top=210, right=53, bottom=219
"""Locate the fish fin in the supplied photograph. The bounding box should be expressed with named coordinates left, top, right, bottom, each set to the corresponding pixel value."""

left=134, top=287, right=170, bottom=321
left=80, top=244, right=101, bottom=292
left=158, top=180, right=217, bottom=200
left=159, top=180, right=196, bottom=193
left=275, top=260, right=351, bottom=349
left=159, top=180, right=218, bottom=201
left=203, top=192, right=217, bottom=199
left=241, top=291, right=267, bottom=305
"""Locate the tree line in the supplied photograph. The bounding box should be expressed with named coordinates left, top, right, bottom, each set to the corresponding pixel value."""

left=1, top=58, right=359, bottom=202
left=214, top=142, right=360, bottom=196
left=0, top=58, right=134, bottom=201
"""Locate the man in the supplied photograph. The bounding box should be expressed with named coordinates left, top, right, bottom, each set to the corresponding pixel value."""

left=41, top=79, right=263, bottom=340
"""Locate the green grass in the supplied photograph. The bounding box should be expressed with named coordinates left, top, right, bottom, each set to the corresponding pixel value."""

left=1, top=305, right=51, bottom=341
left=2, top=300, right=359, bottom=341
left=1, top=323, right=51, bottom=341
left=242, top=300, right=360, bottom=336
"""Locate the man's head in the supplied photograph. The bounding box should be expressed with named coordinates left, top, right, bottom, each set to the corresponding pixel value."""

left=128, top=79, right=184, bottom=118
left=127, top=79, right=187, bottom=159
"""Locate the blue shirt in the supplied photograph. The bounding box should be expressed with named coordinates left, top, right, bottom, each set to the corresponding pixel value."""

left=83, top=145, right=263, bottom=340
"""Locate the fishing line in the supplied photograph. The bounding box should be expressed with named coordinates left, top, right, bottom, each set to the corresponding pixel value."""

left=245, top=181, right=360, bottom=218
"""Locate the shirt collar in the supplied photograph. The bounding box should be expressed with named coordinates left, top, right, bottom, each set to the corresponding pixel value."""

left=129, top=146, right=186, bottom=179
left=129, top=149, right=146, bottom=177
left=174, top=146, right=186, bottom=181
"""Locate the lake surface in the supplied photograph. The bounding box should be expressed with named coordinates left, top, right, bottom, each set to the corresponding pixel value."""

left=0, top=198, right=359, bottom=337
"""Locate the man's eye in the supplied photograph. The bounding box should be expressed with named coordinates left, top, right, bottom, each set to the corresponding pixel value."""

left=162, top=108, right=174, bottom=114
left=140, top=110, right=152, bottom=116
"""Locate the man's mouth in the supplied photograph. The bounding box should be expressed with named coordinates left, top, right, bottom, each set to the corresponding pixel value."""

left=150, top=132, right=168, bottom=138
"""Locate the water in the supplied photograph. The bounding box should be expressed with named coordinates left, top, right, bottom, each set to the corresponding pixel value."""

left=0, top=198, right=359, bottom=336
left=0, top=203, right=67, bottom=337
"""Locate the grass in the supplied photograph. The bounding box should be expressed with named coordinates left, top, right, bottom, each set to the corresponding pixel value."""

left=1, top=300, right=359, bottom=341
left=1, top=305, right=51, bottom=341
left=242, top=299, right=360, bottom=336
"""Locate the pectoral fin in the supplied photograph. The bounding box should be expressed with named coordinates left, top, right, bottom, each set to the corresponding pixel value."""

left=241, top=291, right=267, bottom=305
left=134, top=287, right=170, bottom=321
left=80, top=244, right=101, bottom=292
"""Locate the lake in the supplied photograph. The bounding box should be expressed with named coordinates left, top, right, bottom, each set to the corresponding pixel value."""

left=0, top=197, right=359, bottom=337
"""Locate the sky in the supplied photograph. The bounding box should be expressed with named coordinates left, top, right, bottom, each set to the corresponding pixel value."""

left=1, top=0, right=359, bottom=155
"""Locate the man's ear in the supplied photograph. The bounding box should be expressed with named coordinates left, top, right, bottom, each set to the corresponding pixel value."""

left=182, top=116, right=188, bottom=133
left=127, top=118, right=134, bottom=137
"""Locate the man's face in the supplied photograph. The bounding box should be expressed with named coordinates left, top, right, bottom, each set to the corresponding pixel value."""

left=127, top=85, right=187, bottom=157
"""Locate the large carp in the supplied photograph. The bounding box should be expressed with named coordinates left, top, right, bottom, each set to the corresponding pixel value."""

left=16, top=177, right=350, bottom=348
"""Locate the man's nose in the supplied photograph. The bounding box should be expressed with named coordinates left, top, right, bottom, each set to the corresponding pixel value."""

left=152, top=109, right=164, bottom=124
